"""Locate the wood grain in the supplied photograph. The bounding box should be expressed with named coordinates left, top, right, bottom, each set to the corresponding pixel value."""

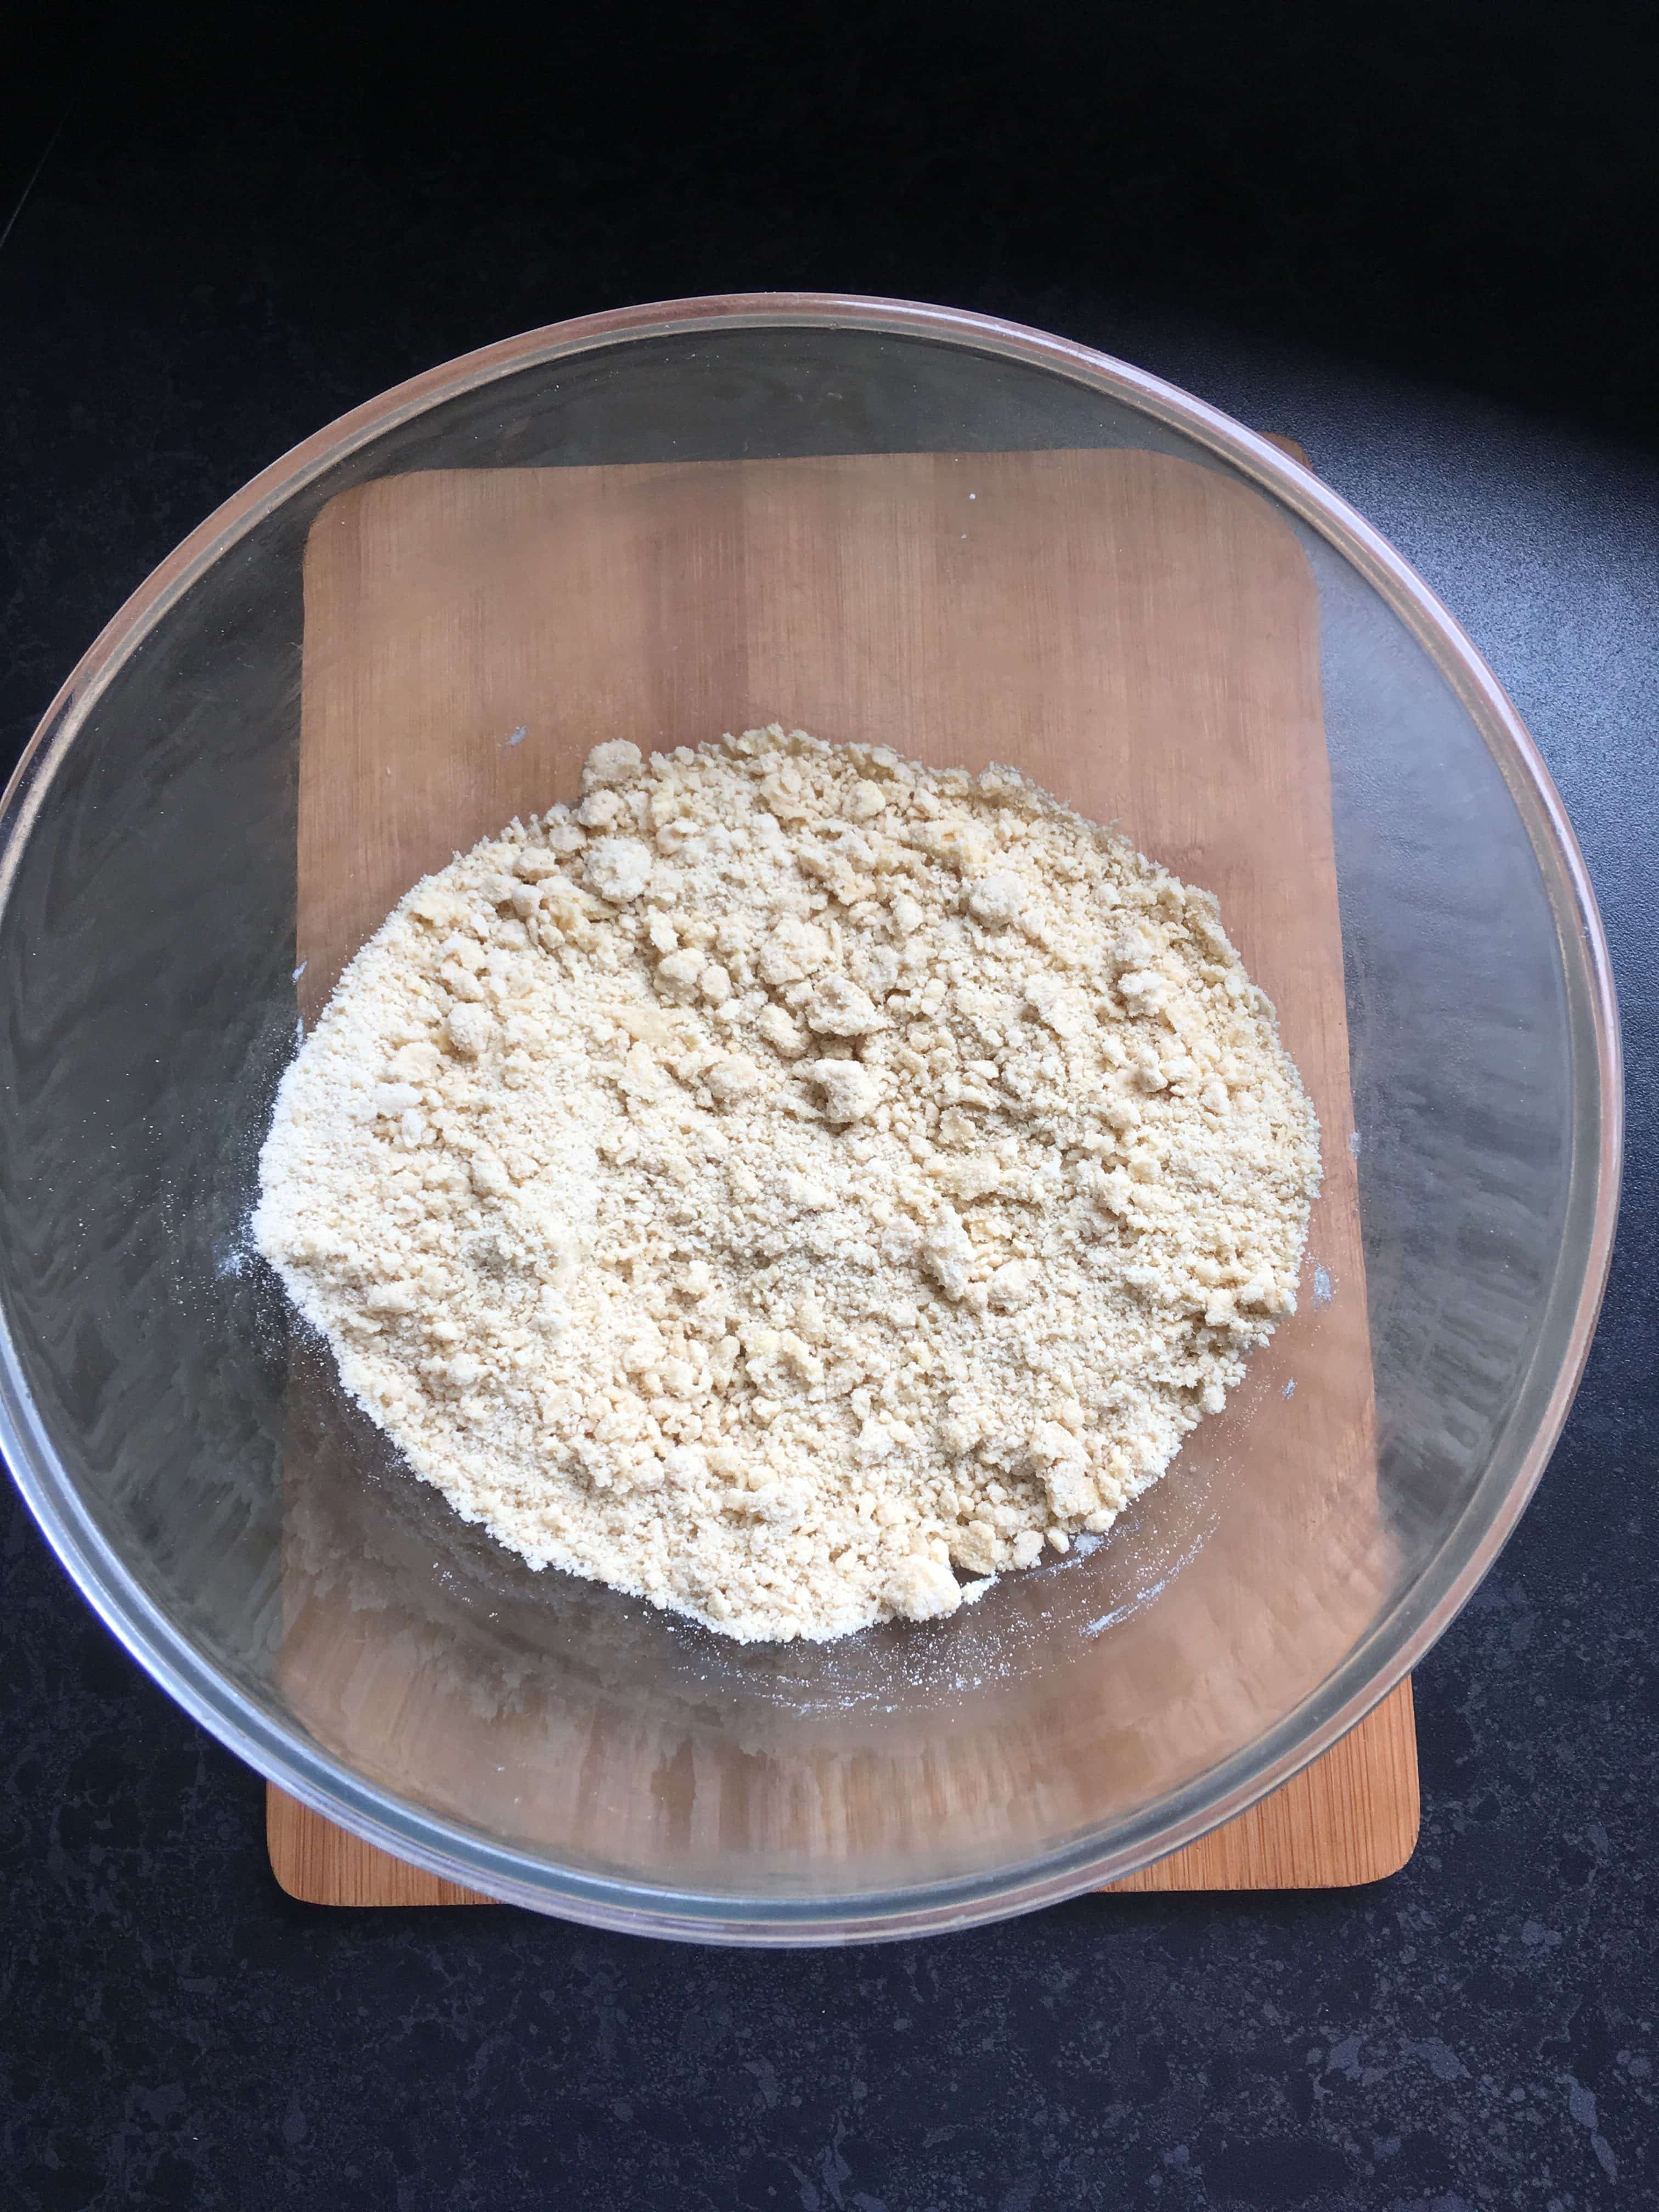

left=268, top=433, right=1416, bottom=1909
left=1107, top=1677, right=1418, bottom=1893
left=268, top=1678, right=1418, bottom=1904
left=268, top=1791, right=493, bottom=1906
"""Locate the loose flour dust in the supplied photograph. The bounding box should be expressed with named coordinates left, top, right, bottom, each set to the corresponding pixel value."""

left=256, top=728, right=1320, bottom=1643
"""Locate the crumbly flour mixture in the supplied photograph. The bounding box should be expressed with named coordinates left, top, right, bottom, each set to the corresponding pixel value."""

left=256, top=727, right=1320, bottom=1643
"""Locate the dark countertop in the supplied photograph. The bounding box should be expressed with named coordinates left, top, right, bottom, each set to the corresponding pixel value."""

left=3, top=14, right=1657, bottom=2207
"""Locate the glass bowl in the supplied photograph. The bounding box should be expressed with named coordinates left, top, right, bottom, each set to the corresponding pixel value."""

left=0, top=296, right=1619, bottom=1942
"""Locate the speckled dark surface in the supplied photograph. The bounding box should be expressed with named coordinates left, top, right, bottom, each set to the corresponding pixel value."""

left=3, top=13, right=1657, bottom=2207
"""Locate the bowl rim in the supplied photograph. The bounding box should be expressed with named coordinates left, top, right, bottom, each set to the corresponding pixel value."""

left=0, top=291, right=1623, bottom=1942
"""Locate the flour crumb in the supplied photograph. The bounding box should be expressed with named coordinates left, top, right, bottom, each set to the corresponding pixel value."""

left=255, top=725, right=1321, bottom=1643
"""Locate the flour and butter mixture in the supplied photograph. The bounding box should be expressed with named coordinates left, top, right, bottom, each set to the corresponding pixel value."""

left=256, top=727, right=1321, bottom=1642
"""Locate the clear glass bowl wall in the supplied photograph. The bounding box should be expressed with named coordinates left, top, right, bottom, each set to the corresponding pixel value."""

left=0, top=302, right=1617, bottom=1940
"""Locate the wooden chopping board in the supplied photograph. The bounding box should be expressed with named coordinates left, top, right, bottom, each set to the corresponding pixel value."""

left=267, top=435, right=1417, bottom=1905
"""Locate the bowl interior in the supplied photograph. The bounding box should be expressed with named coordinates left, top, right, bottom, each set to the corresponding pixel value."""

left=0, top=305, right=1614, bottom=1937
